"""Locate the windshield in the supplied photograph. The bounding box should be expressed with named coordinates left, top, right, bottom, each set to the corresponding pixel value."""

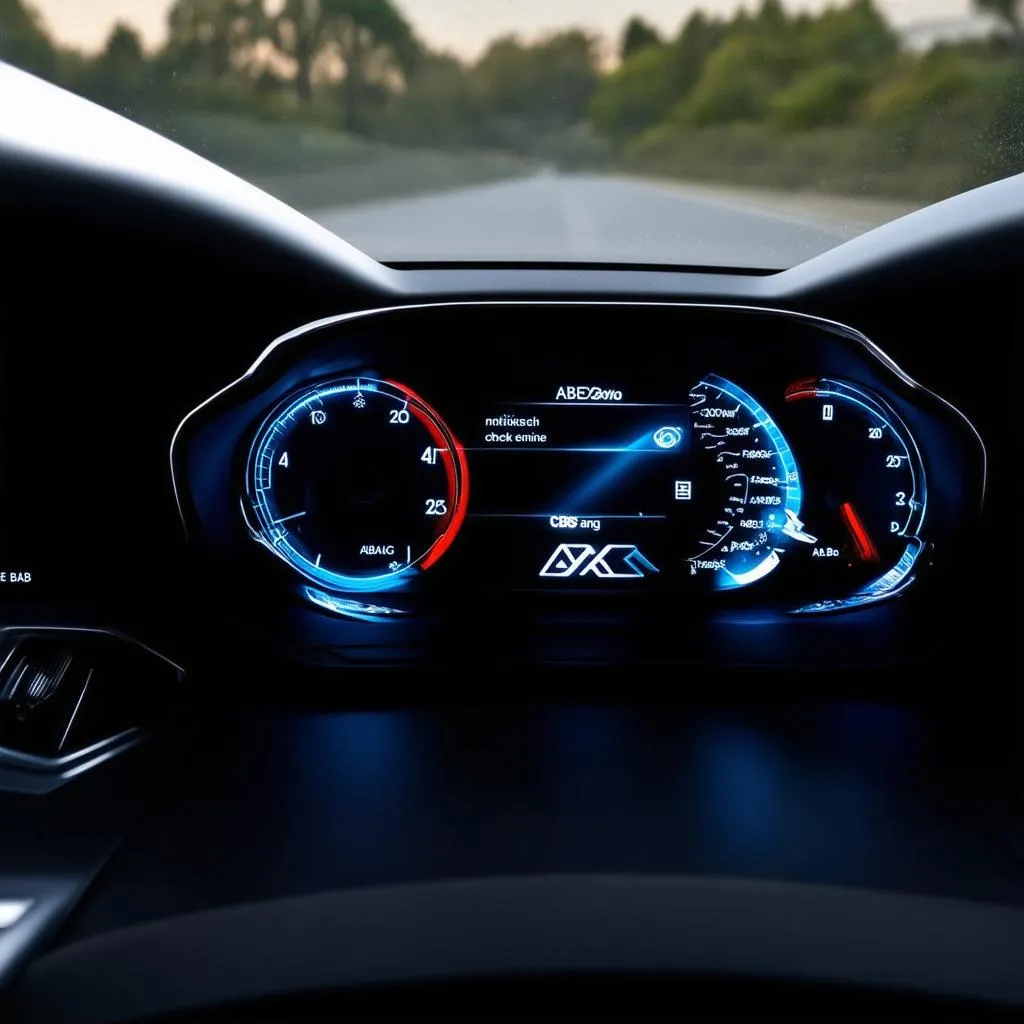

left=4, top=0, right=1022, bottom=268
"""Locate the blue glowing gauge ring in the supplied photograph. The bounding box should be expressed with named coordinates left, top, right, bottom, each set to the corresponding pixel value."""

left=688, top=374, right=802, bottom=590
left=245, top=377, right=469, bottom=593
left=784, top=377, right=926, bottom=613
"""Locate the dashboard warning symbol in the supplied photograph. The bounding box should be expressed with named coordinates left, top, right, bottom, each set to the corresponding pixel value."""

left=539, top=543, right=659, bottom=579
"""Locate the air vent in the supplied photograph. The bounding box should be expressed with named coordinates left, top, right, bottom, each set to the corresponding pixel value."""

left=22, top=654, right=72, bottom=704
left=0, top=647, right=74, bottom=707
left=0, top=636, right=90, bottom=757
left=0, top=628, right=182, bottom=792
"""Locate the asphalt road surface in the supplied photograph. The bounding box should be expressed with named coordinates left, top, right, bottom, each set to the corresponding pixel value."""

left=311, top=172, right=915, bottom=268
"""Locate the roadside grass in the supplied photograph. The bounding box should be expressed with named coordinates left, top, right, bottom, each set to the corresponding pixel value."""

left=156, top=113, right=539, bottom=209
left=619, top=122, right=980, bottom=204
left=137, top=107, right=1017, bottom=218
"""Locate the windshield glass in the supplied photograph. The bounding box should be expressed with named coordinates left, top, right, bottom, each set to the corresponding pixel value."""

left=5, top=0, right=1022, bottom=268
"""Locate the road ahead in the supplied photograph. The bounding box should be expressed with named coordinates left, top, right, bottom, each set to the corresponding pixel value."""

left=311, top=173, right=915, bottom=268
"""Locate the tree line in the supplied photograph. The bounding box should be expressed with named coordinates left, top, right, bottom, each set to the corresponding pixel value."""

left=1, top=0, right=1021, bottom=198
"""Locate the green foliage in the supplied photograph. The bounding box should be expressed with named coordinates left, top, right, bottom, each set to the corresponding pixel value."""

left=269, top=0, right=418, bottom=132
left=769, top=62, right=873, bottom=129
left=623, top=120, right=972, bottom=199
left=379, top=52, right=475, bottom=146
left=620, top=16, right=662, bottom=60
left=754, top=0, right=791, bottom=37
left=163, top=0, right=266, bottom=80
left=100, top=22, right=147, bottom=71
left=862, top=51, right=974, bottom=126
left=797, top=0, right=899, bottom=65
left=663, top=0, right=896, bottom=130
left=0, top=0, right=58, bottom=77
left=669, top=10, right=731, bottom=96
left=589, top=45, right=679, bottom=146
left=75, top=22, right=152, bottom=115
left=672, top=34, right=795, bottom=126
left=469, top=30, right=600, bottom=137
left=589, top=11, right=731, bottom=146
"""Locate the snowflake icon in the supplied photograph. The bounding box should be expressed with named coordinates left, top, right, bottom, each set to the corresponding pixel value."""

left=353, top=393, right=366, bottom=409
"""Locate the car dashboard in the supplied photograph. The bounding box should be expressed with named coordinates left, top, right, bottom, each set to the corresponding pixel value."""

left=171, top=300, right=982, bottom=671
left=0, top=66, right=1020, bottom=1023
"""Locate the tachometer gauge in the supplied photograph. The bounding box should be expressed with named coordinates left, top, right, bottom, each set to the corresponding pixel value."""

left=686, top=375, right=803, bottom=589
left=783, top=378, right=925, bottom=612
left=245, top=377, right=468, bottom=593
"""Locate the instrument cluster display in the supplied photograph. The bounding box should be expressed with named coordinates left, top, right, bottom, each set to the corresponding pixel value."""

left=173, top=303, right=982, bottom=638
left=243, top=367, right=927, bottom=614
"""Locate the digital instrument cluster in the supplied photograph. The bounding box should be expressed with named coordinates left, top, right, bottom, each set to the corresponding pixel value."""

left=173, top=303, right=982, bottom=636
left=243, top=370, right=925, bottom=613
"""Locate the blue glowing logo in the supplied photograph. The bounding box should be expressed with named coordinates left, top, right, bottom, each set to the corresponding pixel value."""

left=652, top=425, right=683, bottom=449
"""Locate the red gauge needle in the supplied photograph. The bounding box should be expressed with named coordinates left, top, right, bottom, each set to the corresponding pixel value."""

left=840, top=502, right=880, bottom=563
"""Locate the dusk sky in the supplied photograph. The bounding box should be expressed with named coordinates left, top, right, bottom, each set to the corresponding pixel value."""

left=33, top=0, right=974, bottom=55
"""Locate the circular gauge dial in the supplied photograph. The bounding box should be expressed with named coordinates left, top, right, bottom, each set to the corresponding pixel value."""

left=685, top=374, right=803, bottom=589
left=246, top=377, right=468, bottom=592
left=783, top=377, right=925, bottom=610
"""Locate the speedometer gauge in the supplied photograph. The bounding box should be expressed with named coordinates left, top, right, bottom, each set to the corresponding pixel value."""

left=245, top=377, right=468, bottom=593
left=783, top=378, right=925, bottom=612
left=686, top=375, right=803, bottom=589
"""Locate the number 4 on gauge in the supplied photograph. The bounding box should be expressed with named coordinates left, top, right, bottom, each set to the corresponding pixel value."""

left=421, top=446, right=445, bottom=465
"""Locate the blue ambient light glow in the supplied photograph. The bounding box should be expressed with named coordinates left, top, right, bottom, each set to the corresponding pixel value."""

left=560, top=426, right=687, bottom=512
left=804, top=380, right=927, bottom=545
left=794, top=538, right=923, bottom=613
left=302, top=587, right=409, bottom=621
left=785, top=378, right=927, bottom=614
left=248, top=380, right=414, bottom=592
left=706, top=374, right=803, bottom=525
left=253, top=535, right=417, bottom=593
left=246, top=376, right=466, bottom=597
left=697, top=375, right=802, bottom=591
